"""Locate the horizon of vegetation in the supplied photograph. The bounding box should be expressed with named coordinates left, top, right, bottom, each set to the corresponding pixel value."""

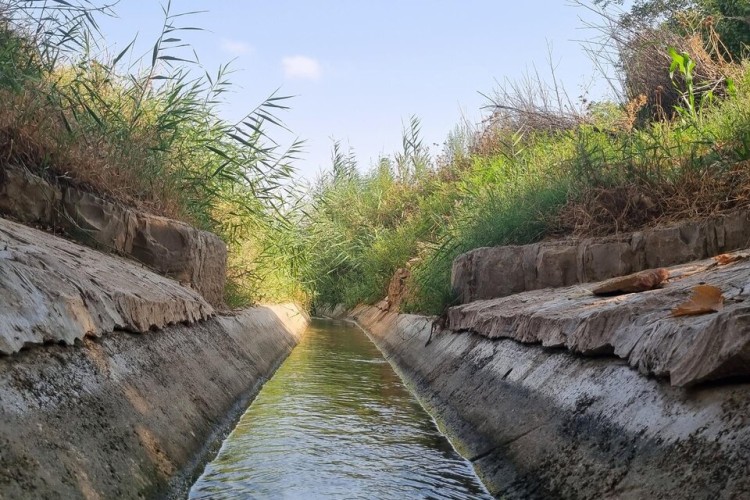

left=0, top=0, right=749, bottom=314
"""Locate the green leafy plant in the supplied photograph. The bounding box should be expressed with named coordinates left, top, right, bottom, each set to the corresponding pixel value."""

left=669, top=47, right=699, bottom=120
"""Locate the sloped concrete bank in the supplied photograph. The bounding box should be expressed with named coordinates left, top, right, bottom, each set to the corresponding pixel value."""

left=351, top=304, right=750, bottom=499
left=0, top=304, right=308, bottom=500
left=448, top=254, right=750, bottom=388
left=0, top=215, right=309, bottom=499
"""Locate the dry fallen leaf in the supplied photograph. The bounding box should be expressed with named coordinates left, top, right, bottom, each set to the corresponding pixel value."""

left=714, top=253, right=749, bottom=266
left=592, top=268, right=670, bottom=296
left=671, top=285, right=724, bottom=317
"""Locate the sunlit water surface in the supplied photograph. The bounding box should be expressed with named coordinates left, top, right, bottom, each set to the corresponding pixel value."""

left=189, top=319, right=491, bottom=499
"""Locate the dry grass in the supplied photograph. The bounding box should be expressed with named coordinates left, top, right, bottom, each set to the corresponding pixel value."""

left=471, top=48, right=591, bottom=158
left=552, top=161, right=750, bottom=237
left=472, top=17, right=747, bottom=240
left=623, top=28, right=731, bottom=120
left=579, top=3, right=736, bottom=122
left=0, top=86, right=187, bottom=220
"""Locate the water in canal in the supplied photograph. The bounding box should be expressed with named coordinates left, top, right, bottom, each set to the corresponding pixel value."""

left=189, top=319, right=491, bottom=499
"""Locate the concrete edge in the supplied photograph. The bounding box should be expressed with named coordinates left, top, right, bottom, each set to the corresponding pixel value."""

left=350, top=304, right=750, bottom=498
left=165, top=304, right=309, bottom=499
left=0, top=164, right=227, bottom=306
left=0, top=216, right=215, bottom=355
left=451, top=208, right=750, bottom=303
left=0, top=303, right=309, bottom=500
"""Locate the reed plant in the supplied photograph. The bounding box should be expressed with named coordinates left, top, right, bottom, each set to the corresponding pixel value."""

left=0, top=0, right=302, bottom=305
left=295, top=56, right=750, bottom=314
left=3, top=1, right=750, bottom=314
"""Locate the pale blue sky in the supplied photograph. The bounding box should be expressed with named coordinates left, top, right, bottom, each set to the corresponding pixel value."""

left=97, top=1, right=617, bottom=179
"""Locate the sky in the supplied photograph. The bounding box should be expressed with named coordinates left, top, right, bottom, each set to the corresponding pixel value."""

left=96, top=1, right=618, bottom=180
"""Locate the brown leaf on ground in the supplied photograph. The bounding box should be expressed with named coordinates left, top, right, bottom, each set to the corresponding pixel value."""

left=592, top=268, right=670, bottom=296
left=671, top=285, right=724, bottom=317
left=714, top=253, right=749, bottom=266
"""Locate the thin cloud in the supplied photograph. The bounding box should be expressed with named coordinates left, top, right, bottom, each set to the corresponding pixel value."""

left=220, top=38, right=253, bottom=56
left=282, top=55, right=322, bottom=81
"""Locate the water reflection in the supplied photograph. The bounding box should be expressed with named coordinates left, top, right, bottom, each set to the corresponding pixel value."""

left=189, top=319, right=491, bottom=499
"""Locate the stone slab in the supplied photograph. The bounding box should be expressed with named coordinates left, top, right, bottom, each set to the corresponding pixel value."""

left=452, top=210, right=750, bottom=303
left=448, top=252, right=750, bottom=387
left=0, top=165, right=227, bottom=307
left=0, top=217, right=213, bottom=355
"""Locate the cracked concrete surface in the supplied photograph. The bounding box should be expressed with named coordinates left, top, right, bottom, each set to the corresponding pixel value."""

left=0, top=217, right=214, bottom=354
left=448, top=252, right=750, bottom=387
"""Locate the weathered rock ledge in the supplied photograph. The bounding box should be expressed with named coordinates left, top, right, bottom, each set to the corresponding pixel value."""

left=447, top=252, right=750, bottom=387
left=0, top=164, right=226, bottom=306
left=0, top=303, right=308, bottom=500
left=0, top=217, right=214, bottom=355
left=352, top=304, right=750, bottom=499
left=452, top=208, right=750, bottom=303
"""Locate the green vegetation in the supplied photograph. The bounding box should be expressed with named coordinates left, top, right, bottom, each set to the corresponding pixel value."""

left=290, top=70, right=750, bottom=313
left=290, top=3, right=750, bottom=314
left=1, top=1, right=749, bottom=314
left=0, top=1, right=301, bottom=306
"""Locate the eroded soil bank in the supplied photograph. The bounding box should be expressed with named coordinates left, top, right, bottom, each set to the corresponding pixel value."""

left=351, top=304, right=750, bottom=499
left=0, top=305, right=308, bottom=500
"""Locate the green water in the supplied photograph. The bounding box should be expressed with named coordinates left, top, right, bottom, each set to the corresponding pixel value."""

left=189, top=319, right=491, bottom=499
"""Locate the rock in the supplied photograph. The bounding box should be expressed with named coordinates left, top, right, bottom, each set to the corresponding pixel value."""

left=591, top=267, right=669, bottom=295
left=0, top=164, right=227, bottom=307
left=0, top=217, right=214, bottom=355
left=446, top=251, right=750, bottom=387
left=452, top=209, right=750, bottom=303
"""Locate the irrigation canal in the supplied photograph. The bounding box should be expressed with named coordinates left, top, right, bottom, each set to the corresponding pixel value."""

left=189, top=318, right=491, bottom=499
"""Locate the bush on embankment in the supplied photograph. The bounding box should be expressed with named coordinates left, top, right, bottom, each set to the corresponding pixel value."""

left=295, top=4, right=750, bottom=314
left=0, top=1, right=304, bottom=307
